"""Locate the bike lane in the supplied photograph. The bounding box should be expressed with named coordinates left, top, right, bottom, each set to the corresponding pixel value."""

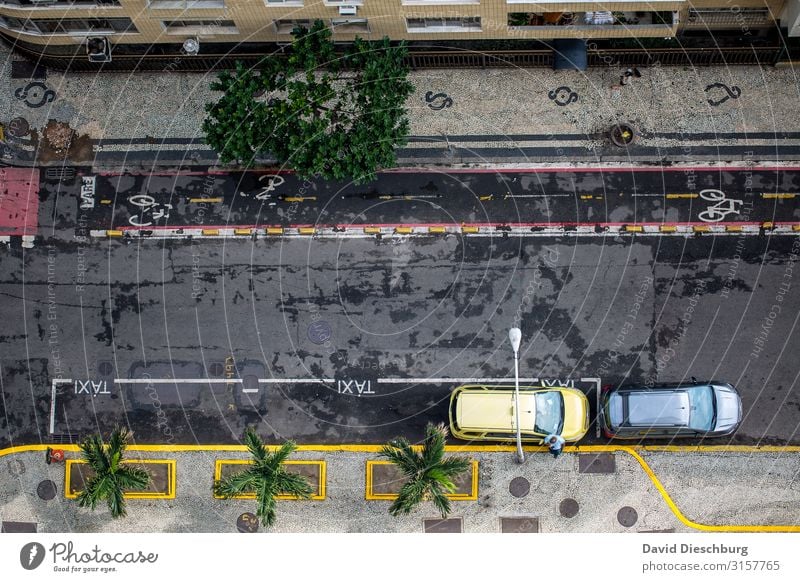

left=41, top=167, right=800, bottom=235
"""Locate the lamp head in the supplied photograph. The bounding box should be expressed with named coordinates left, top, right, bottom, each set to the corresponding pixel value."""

left=509, top=327, right=522, bottom=352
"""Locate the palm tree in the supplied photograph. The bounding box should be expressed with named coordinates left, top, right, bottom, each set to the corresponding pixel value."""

left=378, top=422, right=471, bottom=518
left=213, top=428, right=312, bottom=527
left=76, top=427, right=150, bottom=519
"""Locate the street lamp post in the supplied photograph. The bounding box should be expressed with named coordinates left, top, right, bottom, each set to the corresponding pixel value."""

left=509, top=327, right=524, bottom=464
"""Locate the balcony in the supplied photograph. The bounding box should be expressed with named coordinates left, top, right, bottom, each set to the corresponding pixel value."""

left=508, top=10, right=677, bottom=37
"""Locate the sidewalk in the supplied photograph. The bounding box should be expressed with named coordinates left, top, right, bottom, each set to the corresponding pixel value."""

left=2, top=445, right=799, bottom=533
left=3, top=42, right=800, bottom=170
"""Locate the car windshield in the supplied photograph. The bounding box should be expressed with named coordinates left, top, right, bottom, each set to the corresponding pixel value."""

left=534, top=392, right=564, bottom=434
left=687, top=386, right=715, bottom=431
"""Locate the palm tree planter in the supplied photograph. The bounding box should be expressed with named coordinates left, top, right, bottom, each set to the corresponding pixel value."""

left=215, top=460, right=325, bottom=500
left=213, top=428, right=313, bottom=527
left=375, top=423, right=474, bottom=518
left=69, top=428, right=155, bottom=518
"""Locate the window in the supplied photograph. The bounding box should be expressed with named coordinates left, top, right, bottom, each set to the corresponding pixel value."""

left=265, top=0, right=303, bottom=5
left=406, top=16, right=481, bottom=32
left=330, top=18, right=369, bottom=33
left=148, top=0, right=225, bottom=8
left=686, top=8, right=772, bottom=27
left=274, top=19, right=313, bottom=34
left=0, top=17, right=137, bottom=34
left=162, top=20, right=238, bottom=34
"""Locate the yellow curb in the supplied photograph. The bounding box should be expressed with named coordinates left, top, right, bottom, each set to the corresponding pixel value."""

left=794, top=225, right=800, bottom=232
left=106, top=230, right=123, bottom=238
left=762, top=222, right=774, bottom=229
left=234, top=228, right=252, bottom=236
left=266, top=227, right=284, bottom=235
left=213, top=460, right=325, bottom=500
left=461, top=226, right=479, bottom=234
left=298, top=227, right=316, bottom=235
left=726, top=225, right=743, bottom=232
left=364, top=227, right=381, bottom=234
left=189, top=197, right=222, bottom=203
left=64, top=459, right=176, bottom=500
left=693, top=225, right=711, bottom=233
left=428, top=226, right=446, bottom=234
left=624, top=225, right=643, bottom=232
left=365, top=460, right=478, bottom=501
left=666, top=194, right=698, bottom=199
left=202, top=229, right=219, bottom=236
left=394, top=227, right=414, bottom=235
left=660, top=225, right=677, bottom=233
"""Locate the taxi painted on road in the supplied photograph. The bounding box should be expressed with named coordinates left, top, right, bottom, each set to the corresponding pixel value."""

left=448, top=384, right=590, bottom=443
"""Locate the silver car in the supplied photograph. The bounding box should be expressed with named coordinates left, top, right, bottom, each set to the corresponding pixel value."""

left=600, top=381, right=742, bottom=439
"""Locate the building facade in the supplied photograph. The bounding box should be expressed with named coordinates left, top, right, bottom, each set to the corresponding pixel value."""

left=0, top=0, right=791, bottom=51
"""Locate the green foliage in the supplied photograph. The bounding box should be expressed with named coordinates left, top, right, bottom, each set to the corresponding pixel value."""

left=213, top=428, right=312, bottom=527
left=378, top=423, right=471, bottom=518
left=76, top=427, right=150, bottom=519
left=202, top=20, right=414, bottom=183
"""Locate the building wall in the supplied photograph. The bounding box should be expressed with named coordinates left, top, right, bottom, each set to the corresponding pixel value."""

left=0, top=0, right=787, bottom=46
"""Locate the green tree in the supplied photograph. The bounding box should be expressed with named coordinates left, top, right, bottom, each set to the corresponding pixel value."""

left=202, top=20, right=414, bottom=183
left=378, top=423, right=471, bottom=518
left=75, top=427, right=151, bottom=519
left=213, top=428, right=312, bottom=527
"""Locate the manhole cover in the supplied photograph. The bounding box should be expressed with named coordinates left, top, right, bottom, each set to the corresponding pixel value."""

left=559, top=498, right=579, bottom=518
left=618, top=506, right=638, bottom=527
left=7, top=117, right=30, bottom=138
left=209, top=362, right=224, bottom=377
left=236, top=512, right=259, bottom=533
left=307, top=321, right=332, bottom=345
left=579, top=453, right=616, bottom=474
left=37, top=480, right=57, bottom=500
left=509, top=477, right=531, bottom=498
left=98, top=361, right=113, bottom=376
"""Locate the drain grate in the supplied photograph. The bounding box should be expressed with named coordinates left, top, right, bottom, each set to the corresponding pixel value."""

left=50, top=433, right=79, bottom=445
left=44, top=167, right=76, bottom=181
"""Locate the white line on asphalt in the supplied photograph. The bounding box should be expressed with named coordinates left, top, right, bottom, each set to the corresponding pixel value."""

left=114, top=378, right=242, bottom=384
left=241, top=389, right=260, bottom=394
left=49, top=379, right=73, bottom=434
left=580, top=377, right=602, bottom=438
left=504, top=194, right=571, bottom=198
left=377, top=378, right=542, bottom=384
left=258, top=378, right=336, bottom=384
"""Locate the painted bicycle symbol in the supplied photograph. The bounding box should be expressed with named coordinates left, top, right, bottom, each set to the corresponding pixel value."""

left=697, top=189, right=743, bottom=223
left=240, top=174, right=285, bottom=201
left=128, top=194, right=173, bottom=227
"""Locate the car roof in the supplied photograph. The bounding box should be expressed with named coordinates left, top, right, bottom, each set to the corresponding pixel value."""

left=456, top=392, right=536, bottom=432
left=626, top=391, right=691, bottom=426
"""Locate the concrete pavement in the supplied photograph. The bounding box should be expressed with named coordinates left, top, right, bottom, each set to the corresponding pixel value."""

left=2, top=444, right=799, bottom=533
left=3, top=40, right=800, bottom=169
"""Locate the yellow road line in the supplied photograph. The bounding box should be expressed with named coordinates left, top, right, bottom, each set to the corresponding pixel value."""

left=762, top=193, right=796, bottom=199
left=479, top=195, right=493, bottom=201
left=666, top=194, right=698, bottom=199
left=189, top=197, right=222, bottom=203
left=283, top=196, right=317, bottom=203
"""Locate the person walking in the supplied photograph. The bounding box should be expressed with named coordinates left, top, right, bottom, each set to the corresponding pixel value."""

left=543, top=433, right=566, bottom=458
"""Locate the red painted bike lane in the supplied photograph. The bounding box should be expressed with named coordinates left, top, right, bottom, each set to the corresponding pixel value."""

left=0, top=168, right=39, bottom=237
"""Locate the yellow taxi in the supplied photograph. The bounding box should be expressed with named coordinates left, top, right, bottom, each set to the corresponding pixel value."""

left=448, top=384, right=590, bottom=443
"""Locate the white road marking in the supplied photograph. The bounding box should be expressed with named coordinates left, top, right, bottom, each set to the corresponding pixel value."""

left=241, top=389, right=260, bottom=394
left=114, top=378, right=242, bottom=384
left=49, top=379, right=73, bottom=434
left=378, top=377, right=541, bottom=384
left=258, top=378, right=336, bottom=384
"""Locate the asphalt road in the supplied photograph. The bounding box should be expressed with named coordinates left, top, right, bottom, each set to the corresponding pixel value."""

left=40, top=167, right=800, bottom=234
left=1, top=232, right=799, bottom=447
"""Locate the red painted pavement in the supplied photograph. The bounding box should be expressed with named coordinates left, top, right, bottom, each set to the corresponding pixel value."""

left=0, top=168, right=39, bottom=236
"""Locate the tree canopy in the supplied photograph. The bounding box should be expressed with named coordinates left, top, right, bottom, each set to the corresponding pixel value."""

left=203, top=21, right=414, bottom=183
